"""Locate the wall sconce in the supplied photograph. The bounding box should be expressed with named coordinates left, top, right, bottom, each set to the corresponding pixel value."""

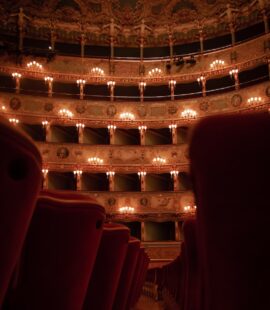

left=91, top=67, right=104, bottom=75
left=73, top=170, right=82, bottom=176
left=181, top=108, right=197, bottom=119
left=106, top=171, right=115, bottom=177
left=59, top=108, right=73, bottom=118
left=247, top=96, right=262, bottom=105
left=42, top=120, right=49, bottom=127
left=42, top=168, right=48, bottom=176
left=170, top=170, right=179, bottom=177
left=27, top=61, right=43, bottom=70
left=107, top=124, right=116, bottom=130
left=184, top=205, right=197, bottom=213
left=169, top=124, right=177, bottom=130
left=76, top=123, right=85, bottom=129
left=210, top=59, right=225, bottom=69
left=120, top=112, right=135, bottom=121
left=119, top=206, right=135, bottom=214
left=88, top=157, right=104, bottom=165
left=138, top=125, right=147, bottom=131
left=229, top=68, right=238, bottom=77
left=138, top=171, right=147, bottom=178
left=148, top=68, right=162, bottom=76
left=152, top=156, right=166, bottom=164
left=9, top=118, right=19, bottom=124
left=12, top=72, right=22, bottom=79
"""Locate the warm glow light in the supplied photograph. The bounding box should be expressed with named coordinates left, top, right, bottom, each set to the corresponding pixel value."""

left=73, top=170, right=82, bottom=175
left=170, top=170, right=179, bottom=177
left=107, top=124, right=116, bottom=130
left=106, top=171, right=115, bottom=177
left=42, top=120, right=48, bottom=127
left=138, top=171, right=146, bottom=177
left=9, top=118, right=19, bottom=124
left=168, top=80, right=176, bottom=87
left=59, top=108, right=73, bottom=118
left=138, top=125, right=147, bottom=131
left=138, top=81, right=147, bottom=89
left=120, top=112, right=135, bottom=121
left=210, top=59, right=225, bottom=69
left=27, top=61, right=43, bottom=70
left=169, top=124, right=177, bottom=130
left=229, top=68, right=238, bottom=76
left=119, top=206, right=135, bottom=214
left=152, top=156, right=166, bottom=164
left=76, top=123, right=85, bottom=129
left=42, top=168, right=48, bottom=175
left=44, top=76, right=53, bottom=82
left=107, top=81, right=116, bottom=87
left=76, top=79, right=86, bottom=85
left=197, top=75, right=205, bottom=83
left=88, top=157, right=104, bottom=165
left=184, top=205, right=197, bottom=213
left=1, top=105, right=6, bottom=111
left=181, top=108, right=197, bottom=119
left=247, top=97, right=262, bottom=105
left=91, top=67, right=104, bottom=75
left=148, top=68, right=162, bottom=76
left=12, top=72, right=21, bottom=78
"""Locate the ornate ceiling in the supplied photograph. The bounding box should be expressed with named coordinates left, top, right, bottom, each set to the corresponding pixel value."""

left=0, top=0, right=267, bottom=47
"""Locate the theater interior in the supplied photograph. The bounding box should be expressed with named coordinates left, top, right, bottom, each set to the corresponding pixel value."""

left=0, top=0, right=270, bottom=309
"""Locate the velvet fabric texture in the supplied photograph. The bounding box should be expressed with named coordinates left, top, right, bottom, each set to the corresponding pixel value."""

left=83, top=223, right=130, bottom=310
left=12, top=196, right=105, bottom=310
left=113, top=237, right=141, bottom=310
left=0, top=117, right=42, bottom=307
left=190, top=112, right=270, bottom=310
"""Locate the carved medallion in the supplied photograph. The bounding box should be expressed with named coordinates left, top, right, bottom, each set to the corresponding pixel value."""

left=199, top=101, right=210, bottom=111
left=231, top=94, right=242, bottom=107
left=168, top=104, right=178, bottom=115
left=108, top=197, right=116, bottom=206
left=76, top=103, right=86, bottom=114
left=137, top=105, right=147, bottom=117
left=56, top=147, right=69, bottom=159
left=140, top=197, right=148, bottom=206
left=9, top=97, right=21, bottom=110
left=44, top=102, right=54, bottom=112
left=107, top=105, right=117, bottom=117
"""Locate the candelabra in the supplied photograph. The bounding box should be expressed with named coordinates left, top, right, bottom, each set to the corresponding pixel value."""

left=88, top=157, right=104, bottom=165
left=107, top=80, right=116, bottom=101
left=44, top=76, right=54, bottom=97
left=42, top=120, right=48, bottom=127
left=148, top=68, right=162, bottom=76
left=120, top=112, right=135, bottom=121
left=168, top=79, right=176, bottom=100
left=73, top=170, right=82, bottom=176
left=12, top=72, right=22, bottom=94
left=152, top=156, right=166, bottom=164
left=170, top=170, right=179, bottom=177
left=183, top=205, right=197, bottom=213
left=119, top=206, right=135, bottom=214
left=76, top=79, right=86, bottom=99
left=138, top=171, right=147, bottom=178
left=169, top=124, right=177, bottom=130
left=210, top=59, right=225, bottom=69
left=106, top=171, right=115, bottom=177
left=76, top=123, right=85, bottom=129
left=181, top=108, right=197, bottom=119
left=197, top=75, right=206, bottom=96
left=138, top=81, right=146, bottom=102
left=247, top=97, right=262, bottom=105
left=229, top=68, right=239, bottom=90
left=91, top=67, right=104, bottom=75
left=9, top=118, right=19, bottom=125
left=59, top=108, right=73, bottom=118
left=27, top=61, right=43, bottom=70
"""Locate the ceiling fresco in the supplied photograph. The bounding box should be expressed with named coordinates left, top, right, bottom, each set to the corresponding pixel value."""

left=0, top=0, right=267, bottom=47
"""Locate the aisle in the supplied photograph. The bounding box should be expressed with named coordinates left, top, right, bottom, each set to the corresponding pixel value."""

left=134, top=295, right=164, bottom=310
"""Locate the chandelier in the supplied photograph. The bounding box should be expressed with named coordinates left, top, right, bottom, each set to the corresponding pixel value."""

left=27, top=61, right=43, bottom=70
left=181, top=108, right=197, bottom=119
left=152, top=156, right=166, bottom=164
left=247, top=97, right=262, bottom=105
left=210, top=59, right=225, bottom=69
left=91, top=67, right=104, bottom=75
left=119, top=206, right=135, bottom=214
left=59, top=108, right=73, bottom=118
left=120, top=112, right=135, bottom=121
left=88, top=157, right=104, bottom=165
left=148, top=68, right=162, bottom=76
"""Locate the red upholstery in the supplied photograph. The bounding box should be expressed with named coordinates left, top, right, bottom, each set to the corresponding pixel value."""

left=183, top=219, right=199, bottom=310
left=0, top=117, right=42, bottom=306
left=133, top=253, right=150, bottom=304
left=12, top=196, right=105, bottom=310
left=40, top=189, right=98, bottom=204
left=125, top=247, right=145, bottom=309
left=176, top=242, right=186, bottom=308
left=113, top=237, right=141, bottom=310
left=83, top=223, right=130, bottom=310
left=190, top=112, right=270, bottom=310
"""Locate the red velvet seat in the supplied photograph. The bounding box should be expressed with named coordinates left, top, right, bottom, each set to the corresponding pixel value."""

left=190, top=112, right=270, bottom=310
left=113, top=237, right=141, bottom=310
left=0, top=117, right=42, bottom=306
left=83, top=223, right=130, bottom=310
left=183, top=219, right=199, bottom=310
left=125, top=247, right=145, bottom=309
left=133, top=253, right=150, bottom=304
left=11, top=196, right=105, bottom=310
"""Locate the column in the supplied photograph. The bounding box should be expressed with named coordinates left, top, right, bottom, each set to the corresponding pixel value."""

left=138, top=125, right=147, bottom=145
left=73, top=170, right=82, bottom=191
left=229, top=23, right=236, bottom=46
left=108, top=125, right=116, bottom=144
left=138, top=171, right=146, bottom=191
left=168, top=80, right=176, bottom=101
left=42, top=169, right=49, bottom=189
left=44, top=77, right=53, bottom=97
left=170, top=170, right=179, bottom=191
left=175, top=221, right=181, bottom=241
left=12, top=73, right=21, bottom=94
left=106, top=171, right=115, bottom=191
left=199, top=29, right=204, bottom=53
left=80, top=33, right=86, bottom=58
left=169, top=124, right=177, bottom=145
left=229, top=69, right=239, bottom=90
left=197, top=75, right=206, bottom=97
left=76, top=123, right=85, bottom=143
left=141, top=221, right=145, bottom=241
left=76, top=79, right=86, bottom=100
left=107, top=81, right=115, bottom=101
left=42, top=121, right=51, bottom=142
left=169, top=34, right=174, bottom=64
left=139, top=82, right=146, bottom=102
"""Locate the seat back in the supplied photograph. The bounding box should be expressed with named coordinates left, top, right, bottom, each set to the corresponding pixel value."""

left=13, top=196, right=105, bottom=310
left=190, top=112, right=270, bottom=310
left=113, top=237, right=141, bottom=310
left=0, top=117, right=42, bottom=306
left=83, top=223, right=130, bottom=310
